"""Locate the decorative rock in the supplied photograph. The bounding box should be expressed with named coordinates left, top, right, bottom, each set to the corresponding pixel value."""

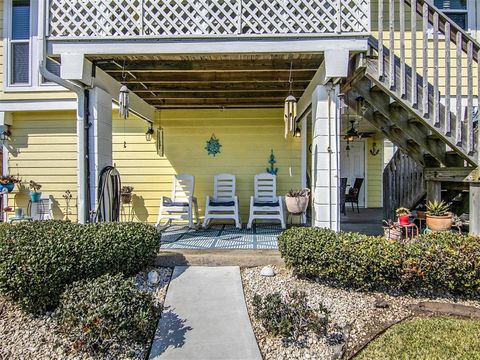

left=260, top=266, right=275, bottom=277
left=374, top=296, right=389, bottom=309
left=147, top=270, right=160, bottom=285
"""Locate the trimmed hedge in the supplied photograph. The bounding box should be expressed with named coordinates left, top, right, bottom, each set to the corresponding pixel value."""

left=56, top=273, right=160, bottom=355
left=0, top=221, right=161, bottom=312
left=278, top=228, right=480, bottom=297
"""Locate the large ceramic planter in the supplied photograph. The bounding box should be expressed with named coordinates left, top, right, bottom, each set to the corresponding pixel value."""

left=285, top=195, right=309, bottom=214
left=426, top=213, right=453, bottom=231
left=0, top=183, right=15, bottom=193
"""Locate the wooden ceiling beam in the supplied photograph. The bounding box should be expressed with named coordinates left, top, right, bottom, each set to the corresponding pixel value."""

left=138, top=91, right=303, bottom=100
left=99, top=59, right=322, bottom=72
left=126, top=82, right=307, bottom=92
left=108, top=70, right=316, bottom=83
left=146, top=97, right=286, bottom=106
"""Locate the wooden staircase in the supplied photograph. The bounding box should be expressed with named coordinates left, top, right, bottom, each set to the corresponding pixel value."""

left=342, top=0, right=479, bottom=227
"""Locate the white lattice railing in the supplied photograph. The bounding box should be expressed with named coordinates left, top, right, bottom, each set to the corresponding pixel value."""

left=48, top=0, right=370, bottom=39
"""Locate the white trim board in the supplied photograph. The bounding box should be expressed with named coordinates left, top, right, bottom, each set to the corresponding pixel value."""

left=0, top=99, right=78, bottom=111
left=48, top=38, right=369, bottom=56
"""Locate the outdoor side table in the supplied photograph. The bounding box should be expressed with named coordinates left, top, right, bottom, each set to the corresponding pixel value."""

left=400, top=223, right=419, bottom=241
left=9, top=216, right=33, bottom=224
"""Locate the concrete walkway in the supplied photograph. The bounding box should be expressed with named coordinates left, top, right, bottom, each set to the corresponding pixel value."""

left=149, top=266, right=262, bottom=360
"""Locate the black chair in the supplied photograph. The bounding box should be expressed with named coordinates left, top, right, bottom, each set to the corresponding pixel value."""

left=345, top=178, right=364, bottom=214
left=340, top=177, right=348, bottom=216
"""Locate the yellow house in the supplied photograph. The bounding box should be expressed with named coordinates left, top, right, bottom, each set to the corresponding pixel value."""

left=0, top=0, right=479, bottom=234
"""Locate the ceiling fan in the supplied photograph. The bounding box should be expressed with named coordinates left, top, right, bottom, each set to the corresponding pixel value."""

left=343, top=120, right=374, bottom=141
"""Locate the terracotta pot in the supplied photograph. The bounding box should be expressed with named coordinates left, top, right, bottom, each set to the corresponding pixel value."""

left=398, top=215, right=410, bottom=225
left=121, top=193, right=132, bottom=204
left=416, top=210, right=426, bottom=219
left=285, top=195, right=309, bottom=214
left=426, top=213, right=453, bottom=231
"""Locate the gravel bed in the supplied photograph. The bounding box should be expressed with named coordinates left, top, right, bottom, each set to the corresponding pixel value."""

left=0, top=267, right=172, bottom=360
left=241, top=266, right=480, bottom=360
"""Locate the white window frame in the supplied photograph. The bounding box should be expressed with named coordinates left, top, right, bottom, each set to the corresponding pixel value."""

left=3, top=0, right=64, bottom=92
left=433, top=0, right=475, bottom=32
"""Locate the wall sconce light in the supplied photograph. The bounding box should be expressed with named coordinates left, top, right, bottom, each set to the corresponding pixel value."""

left=0, top=125, right=11, bottom=143
left=370, top=142, right=380, bottom=156
left=145, top=123, right=154, bottom=142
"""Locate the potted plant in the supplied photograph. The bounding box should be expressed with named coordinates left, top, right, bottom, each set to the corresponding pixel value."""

left=415, top=204, right=427, bottom=219
left=285, top=188, right=310, bottom=214
left=29, top=180, right=42, bottom=203
left=121, top=185, right=134, bottom=204
left=383, top=219, right=402, bottom=241
left=396, top=207, right=411, bottom=225
left=0, top=175, right=20, bottom=193
left=426, top=200, right=453, bottom=231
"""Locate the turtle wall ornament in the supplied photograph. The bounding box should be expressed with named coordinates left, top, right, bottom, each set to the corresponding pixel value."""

left=205, top=134, right=222, bottom=156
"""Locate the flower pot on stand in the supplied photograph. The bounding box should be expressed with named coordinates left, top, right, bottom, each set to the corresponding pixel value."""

left=0, top=183, right=15, bottom=193
left=285, top=195, right=309, bottom=214
left=426, top=213, right=453, bottom=231
left=398, top=215, right=410, bottom=225
left=30, top=192, right=41, bottom=203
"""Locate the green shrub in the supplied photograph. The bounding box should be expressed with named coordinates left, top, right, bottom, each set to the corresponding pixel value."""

left=278, top=227, right=480, bottom=297
left=278, top=228, right=402, bottom=289
left=403, top=232, right=480, bottom=296
left=252, top=290, right=328, bottom=341
left=56, top=273, right=160, bottom=355
left=0, top=221, right=160, bottom=312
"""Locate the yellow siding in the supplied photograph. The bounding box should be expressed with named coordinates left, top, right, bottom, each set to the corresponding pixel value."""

left=8, top=108, right=301, bottom=223
left=7, top=110, right=78, bottom=219
left=366, top=138, right=384, bottom=208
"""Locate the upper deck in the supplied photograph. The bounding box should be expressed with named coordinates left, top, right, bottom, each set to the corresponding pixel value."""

left=48, top=0, right=370, bottom=42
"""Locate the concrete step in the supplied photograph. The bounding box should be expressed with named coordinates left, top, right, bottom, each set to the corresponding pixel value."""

left=155, top=249, right=284, bottom=267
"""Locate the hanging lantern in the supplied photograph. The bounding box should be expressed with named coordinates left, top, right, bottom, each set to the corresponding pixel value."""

left=145, top=123, right=154, bottom=142
left=119, top=85, right=130, bottom=119
left=284, top=94, right=297, bottom=139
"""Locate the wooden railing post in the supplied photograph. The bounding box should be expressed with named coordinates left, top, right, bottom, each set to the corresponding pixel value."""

left=426, top=180, right=441, bottom=203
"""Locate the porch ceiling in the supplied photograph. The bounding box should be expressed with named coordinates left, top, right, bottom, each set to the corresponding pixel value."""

left=90, top=54, right=323, bottom=109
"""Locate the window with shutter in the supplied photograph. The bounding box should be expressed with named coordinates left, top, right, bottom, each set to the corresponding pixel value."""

left=10, top=0, right=30, bottom=85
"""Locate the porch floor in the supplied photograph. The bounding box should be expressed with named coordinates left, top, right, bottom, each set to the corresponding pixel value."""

left=340, top=208, right=384, bottom=236
left=160, top=224, right=281, bottom=250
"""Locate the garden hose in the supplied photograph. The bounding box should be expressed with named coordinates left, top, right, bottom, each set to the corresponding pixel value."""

left=94, top=166, right=122, bottom=222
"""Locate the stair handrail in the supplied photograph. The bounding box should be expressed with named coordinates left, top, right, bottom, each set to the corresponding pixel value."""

left=375, top=0, right=478, bottom=162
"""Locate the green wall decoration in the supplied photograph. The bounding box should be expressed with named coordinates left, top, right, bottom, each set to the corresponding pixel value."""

left=205, top=133, right=222, bottom=156
left=266, top=149, right=278, bottom=175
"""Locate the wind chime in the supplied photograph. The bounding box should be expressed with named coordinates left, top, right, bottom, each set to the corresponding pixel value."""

left=284, top=62, right=297, bottom=139
left=118, top=60, right=129, bottom=148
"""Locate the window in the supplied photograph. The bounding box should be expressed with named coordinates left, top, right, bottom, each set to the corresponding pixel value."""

left=434, top=0, right=468, bottom=30
left=10, top=0, right=30, bottom=85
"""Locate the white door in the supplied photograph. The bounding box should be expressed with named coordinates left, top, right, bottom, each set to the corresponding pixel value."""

left=340, top=141, right=365, bottom=207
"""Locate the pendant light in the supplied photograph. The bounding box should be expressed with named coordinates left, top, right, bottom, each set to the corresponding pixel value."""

left=145, top=123, right=154, bottom=142
left=284, top=62, right=297, bottom=139
left=118, top=60, right=130, bottom=120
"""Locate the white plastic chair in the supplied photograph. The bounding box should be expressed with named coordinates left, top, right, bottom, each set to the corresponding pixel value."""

left=29, top=193, right=53, bottom=220
left=203, top=174, right=241, bottom=229
left=247, top=173, right=286, bottom=229
left=156, top=174, right=199, bottom=229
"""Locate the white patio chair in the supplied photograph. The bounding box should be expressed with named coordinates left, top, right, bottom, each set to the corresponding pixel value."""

left=203, top=173, right=241, bottom=229
left=29, top=193, right=53, bottom=220
left=247, top=173, right=286, bottom=229
left=156, top=173, right=199, bottom=229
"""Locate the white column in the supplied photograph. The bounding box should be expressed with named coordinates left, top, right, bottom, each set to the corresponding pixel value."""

left=88, top=87, right=113, bottom=213
left=311, top=84, right=340, bottom=230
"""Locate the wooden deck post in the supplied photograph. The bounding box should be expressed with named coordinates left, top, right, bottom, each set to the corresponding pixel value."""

left=470, top=183, right=480, bottom=235
left=426, top=180, right=441, bottom=203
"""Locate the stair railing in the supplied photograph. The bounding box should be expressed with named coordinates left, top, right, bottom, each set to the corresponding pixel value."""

left=383, top=149, right=425, bottom=220
left=376, top=0, right=479, bottom=158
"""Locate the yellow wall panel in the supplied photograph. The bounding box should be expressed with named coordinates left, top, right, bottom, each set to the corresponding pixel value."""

left=7, top=109, right=304, bottom=224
